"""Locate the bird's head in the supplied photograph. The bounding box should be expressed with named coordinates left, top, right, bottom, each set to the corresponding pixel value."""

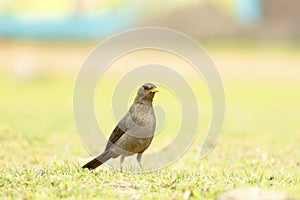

left=134, top=83, right=158, bottom=104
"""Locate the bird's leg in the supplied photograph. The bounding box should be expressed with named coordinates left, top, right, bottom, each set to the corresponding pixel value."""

left=120, top=155, right=125, bottom=172
left=137, top=153, right=143, bottom=170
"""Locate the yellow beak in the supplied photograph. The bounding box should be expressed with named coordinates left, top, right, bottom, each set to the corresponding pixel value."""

left=149, top=89, right=159, bottom=93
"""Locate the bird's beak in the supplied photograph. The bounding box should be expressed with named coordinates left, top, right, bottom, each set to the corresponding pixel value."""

left=149, top=89, right=159, bottom=93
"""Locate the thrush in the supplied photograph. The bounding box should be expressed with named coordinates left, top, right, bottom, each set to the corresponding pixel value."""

left=82, top=83, right=158, bottom=170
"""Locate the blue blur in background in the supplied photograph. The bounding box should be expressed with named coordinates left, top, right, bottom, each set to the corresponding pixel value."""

left=0, top=8, right=136, bottom=39
left=234, top=0, right=262, bottom=26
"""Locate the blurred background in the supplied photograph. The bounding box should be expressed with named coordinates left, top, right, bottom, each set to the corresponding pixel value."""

left=1, top=0, right=300, bottom=76
left=1, top=0, right=300, bottom=39
left=1, top=0, right=299, bottom=76
left=0, top=0, right=299, bottom=170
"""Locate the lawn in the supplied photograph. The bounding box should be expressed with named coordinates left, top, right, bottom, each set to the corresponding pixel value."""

left=0, top=42, right=299, bottom=199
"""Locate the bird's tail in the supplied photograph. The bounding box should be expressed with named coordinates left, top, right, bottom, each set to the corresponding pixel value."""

left=82, top=151, right=111, bottom=170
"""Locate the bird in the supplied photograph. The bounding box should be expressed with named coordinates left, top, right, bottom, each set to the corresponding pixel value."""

left=82, top=82, right=158, bottom=171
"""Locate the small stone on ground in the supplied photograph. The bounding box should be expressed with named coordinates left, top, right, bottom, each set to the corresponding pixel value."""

left=216, top=187, right=291, bottom=200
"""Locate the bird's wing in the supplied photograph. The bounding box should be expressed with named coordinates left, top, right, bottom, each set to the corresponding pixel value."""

left=104, top=125, right=126, bottom=151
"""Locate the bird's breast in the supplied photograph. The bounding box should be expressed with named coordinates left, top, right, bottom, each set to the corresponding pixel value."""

left=114, top=133, right=154, bottom=155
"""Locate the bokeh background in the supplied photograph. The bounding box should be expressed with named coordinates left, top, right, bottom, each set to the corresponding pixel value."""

left=0, top=0, right=300, bottom=198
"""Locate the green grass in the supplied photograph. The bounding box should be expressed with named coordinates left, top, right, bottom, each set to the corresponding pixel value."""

left=1, top=45, right=300, bottom=199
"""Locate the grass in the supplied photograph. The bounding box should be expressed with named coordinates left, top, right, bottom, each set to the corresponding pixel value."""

left=0, top=43, right=300, bottom=199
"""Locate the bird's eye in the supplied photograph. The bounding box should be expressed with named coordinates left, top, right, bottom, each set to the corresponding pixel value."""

left=143, top=85, right=150, bottom=90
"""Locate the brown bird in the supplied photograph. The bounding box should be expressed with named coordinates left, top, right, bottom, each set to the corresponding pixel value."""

left=82, top=83, right=158, bottom=171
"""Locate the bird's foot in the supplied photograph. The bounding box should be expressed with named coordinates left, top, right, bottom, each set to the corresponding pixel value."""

left=138, top=162, right=143, bottom=170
